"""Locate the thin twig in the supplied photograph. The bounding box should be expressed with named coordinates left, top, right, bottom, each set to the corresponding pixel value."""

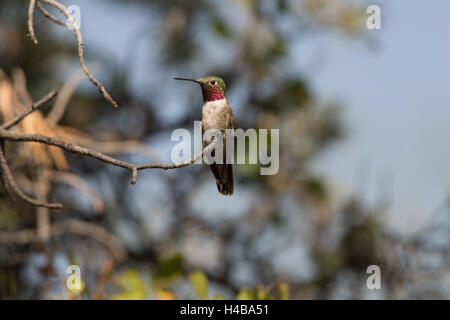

left=0, top=147, right=62, bottom=209
left=64, top=137, right=163, bottom=163
left=0, top=129, right=216, bottom=185
left=36, top=170, right=52, bottom=240
left=27, top=0, right=38, bottom=44
left=0, top=91, right=57, bottom=130
left=39, top=0, right=118, bottom=107
left=0, top=88, right=215, bottom=209
left=0, top=229, right=36, bottom=245
left=36, top=0, right=65, bottom=26
left=0, top=129, right=138, bottom=179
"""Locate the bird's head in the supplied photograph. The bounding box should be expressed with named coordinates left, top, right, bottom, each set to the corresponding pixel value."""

left=175, top=76, right=226, bottom=102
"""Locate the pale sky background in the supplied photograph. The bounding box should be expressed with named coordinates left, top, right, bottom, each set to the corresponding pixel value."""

left=307, top=0, right=450, bottom=233
left=59, top=0, right=450, bottom=234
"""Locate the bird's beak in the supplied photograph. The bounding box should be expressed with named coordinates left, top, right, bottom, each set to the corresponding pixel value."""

left=174, top=77, right=201, bottom=84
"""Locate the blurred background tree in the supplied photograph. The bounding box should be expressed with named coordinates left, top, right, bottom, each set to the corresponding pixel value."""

left=0, top=0, right=449, bottom=300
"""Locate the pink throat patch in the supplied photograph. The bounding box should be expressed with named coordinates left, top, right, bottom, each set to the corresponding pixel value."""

left=203, top=88, right=225, bottom=101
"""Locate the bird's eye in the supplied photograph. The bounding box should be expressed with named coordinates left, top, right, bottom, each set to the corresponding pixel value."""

left=210, top=80, right=216, bottom=86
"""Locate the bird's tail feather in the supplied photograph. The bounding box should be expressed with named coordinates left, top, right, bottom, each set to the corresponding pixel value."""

left=209, top=163, right=233, bottom=196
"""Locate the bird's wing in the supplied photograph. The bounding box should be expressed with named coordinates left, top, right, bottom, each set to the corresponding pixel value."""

left=222, top=104, right=234, bottom=194
left=208, top=103, right=235, bottom=196
left=225, top=104, right=235, bottom=131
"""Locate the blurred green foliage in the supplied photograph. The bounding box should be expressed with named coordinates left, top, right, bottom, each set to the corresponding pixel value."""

left=111, top=269, right=147, bottom=300
left=189, top=271, right=209, bottom=300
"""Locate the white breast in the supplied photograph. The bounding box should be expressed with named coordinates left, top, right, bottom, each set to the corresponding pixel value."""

left=202, top=98, right=226, bottom=130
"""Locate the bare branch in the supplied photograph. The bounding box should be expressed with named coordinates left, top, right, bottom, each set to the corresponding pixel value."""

left=0, top=129, right=216, bottom=186
left=0, top=228, right=36, bottom=245
left=0, top=130, right=136, bottom=178
left=27, top=0, right=38, bottom=44
left=135, top=149, right=207, bottom=170
left=36, top=170, right=52, bottom=240
left=0, top=85, right=215, bottom=209
left=36, top=0, right=65, bottom=26
left=0, top=148, right=62, bottom=209
left=0, top=90, right=57, bottom=130
left=36, top=0, right=118, bottom=107
left=68, top=138, right=163, bottom=163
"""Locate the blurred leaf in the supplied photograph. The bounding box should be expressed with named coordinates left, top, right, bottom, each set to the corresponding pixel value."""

left=304, top=177, right=328, bottom=202
left=155, top=252, right=183, bottom=280
left=288, top=81, right=310, bottom=107
left=277, top=283, right=289, bottom=300
left=240, top=164, right=261, bottom=177
left=341, top=214, right=382, bottom=269
left=67, top=278, right=86, bottom=299
left=313, top=251, right=342, bottom=286
left=269, top=36, right=286, bottom=58
left=68, top=254, right=77, bottom=267
left=211, top=17, right=231, bottom=39
left=152, top=253, right=183, bottom=290
left=277, top=0, right=288, bottom=12
left=111, top=269, right=147, bottom=300
left=189, top=271, right=209, bottom=300
left=214, top=294, right=225, bottom=300
left=237, top=287, right=255, bottom=300
left=155, top=289, right=176, bottom=300
left=338, top=8, right=365, bottom=34
left=256, top=286, right=271, bottom=299
left=237, top=286, right=276, bottom=300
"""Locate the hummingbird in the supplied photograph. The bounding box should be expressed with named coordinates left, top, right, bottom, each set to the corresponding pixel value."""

left=175, top=76, right=234, bottom=196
